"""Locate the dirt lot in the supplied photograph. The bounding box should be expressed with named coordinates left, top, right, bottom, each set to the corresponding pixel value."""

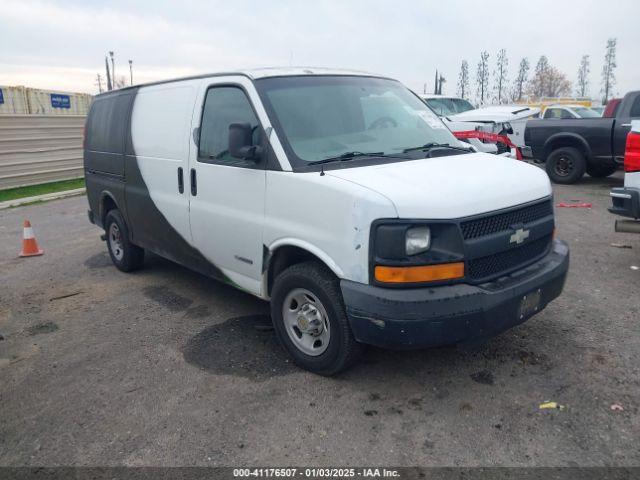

left=0, top=172, right=638, bottom=467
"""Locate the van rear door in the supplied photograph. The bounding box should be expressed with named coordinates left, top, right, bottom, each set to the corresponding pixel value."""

left=126, top=83, right=197, bottom=261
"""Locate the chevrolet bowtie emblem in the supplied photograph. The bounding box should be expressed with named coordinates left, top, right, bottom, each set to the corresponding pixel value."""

left=510, top=228, right=530, bottom=244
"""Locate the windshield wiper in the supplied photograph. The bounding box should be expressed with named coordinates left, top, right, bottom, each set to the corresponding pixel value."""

left=308, top=151, right=397, bottom=166
left=402, top=142, right=473, bottom=154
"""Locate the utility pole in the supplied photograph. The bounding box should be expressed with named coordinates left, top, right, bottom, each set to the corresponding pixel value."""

left=95, top=73, right=103, bottom=93
left=109, top=51, right=115, bottom=89
left=438, top=74, right=446, bottom=95
left=129, top=59, right=133, bottom=85
left=105, top=56, right=112, bottom=91
left=434, top=69, right=438, bottom=94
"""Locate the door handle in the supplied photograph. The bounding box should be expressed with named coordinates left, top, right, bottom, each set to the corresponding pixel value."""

left=621, top=123, right=631, bottom=127
left=177, top=167, right=184, bottom=193
left=190, top=168, right=197, bottom=196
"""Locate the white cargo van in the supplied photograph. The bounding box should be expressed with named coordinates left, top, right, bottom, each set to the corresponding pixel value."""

left=84, top=68, right=569, bottom=375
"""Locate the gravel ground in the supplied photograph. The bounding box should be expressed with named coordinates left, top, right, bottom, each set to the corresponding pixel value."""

left=0, top=171, right=638, bottom=467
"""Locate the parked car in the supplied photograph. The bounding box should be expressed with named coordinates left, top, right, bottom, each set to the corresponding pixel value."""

left=542, top=104, right=601, bottom=119
left=524, top=90, right=640, bottom=183
left=420, top=94, right=475, bottom=117
left=609, top=120, right=640, bottom=234
left=84, top=68, right=569, bottom=375
left=419, top=95, right=513, bottom=155
left=420, top=99, right=540, bottom=158
left=523, top=97, right=592, bottom=115
left=445, top=105, right=541, bottom=153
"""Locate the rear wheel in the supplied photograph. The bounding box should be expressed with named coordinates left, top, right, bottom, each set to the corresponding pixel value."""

left=545, top=147, right=586, bottom=184
left=270, top=261, right=362, bottom=375
left=105, top=209, right=144, bottom=272
left=586, top=163, right=617, bottom=178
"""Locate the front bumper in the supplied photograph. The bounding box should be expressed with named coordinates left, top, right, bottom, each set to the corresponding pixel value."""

left=341, top=240, right=569, bottom=349
left=609, top=187, right=640, bottom=219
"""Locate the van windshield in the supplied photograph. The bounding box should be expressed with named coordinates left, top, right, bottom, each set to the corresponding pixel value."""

left=256, top=76, right=462, bottom=167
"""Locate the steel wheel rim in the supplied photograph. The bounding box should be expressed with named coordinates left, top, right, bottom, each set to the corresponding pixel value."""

left=555, top=156, right=574, bottom=177
left=282, top=288, right=331, bottom=356
left=108, top=223, right=124, bottom=261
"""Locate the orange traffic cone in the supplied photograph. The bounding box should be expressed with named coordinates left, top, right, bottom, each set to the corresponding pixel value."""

left=19, top=219, right=44, bottom=257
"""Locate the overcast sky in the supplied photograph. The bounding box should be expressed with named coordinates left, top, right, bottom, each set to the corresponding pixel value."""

left=1, top=0, right=638, bottom=101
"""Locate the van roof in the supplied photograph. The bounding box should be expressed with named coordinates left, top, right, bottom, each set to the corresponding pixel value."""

left=95, top=67, right=391, bottom=97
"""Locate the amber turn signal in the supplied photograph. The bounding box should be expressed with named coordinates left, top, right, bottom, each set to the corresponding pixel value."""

left=375, top=262, right=465, bottom=284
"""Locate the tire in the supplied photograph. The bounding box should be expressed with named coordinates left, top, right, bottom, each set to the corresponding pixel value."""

left=105, top=209, right=144, bottom=272
left=270, top=261, right=363, bottom=375
left=545, top=147, right=586, bottom=184
left=586, top=163, right=617, bottom=178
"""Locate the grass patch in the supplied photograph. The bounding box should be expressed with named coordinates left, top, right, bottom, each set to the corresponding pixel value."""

left=0, top=178, right=85, bottom=202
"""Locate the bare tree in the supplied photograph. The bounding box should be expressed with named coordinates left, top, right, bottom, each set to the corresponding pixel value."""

left=576, top=55, right=590, bottom=97
left=546, top=67, right=572, bottom=97
left=528, top=56, right=571, bottom=98
left=528, top=55, right=550, bottom=98
left=512, top=57, right=529, bottom=101
left=113, top=76, right=128, bottom=89
left=601, top=38, right=617, bottom=104
left=493, top=49, right=509, bottom=104
left=457, top=60, right=469, bottom=99
left=476, top=51, right=490, bottom=105
left=95, top=73, right=104, bottom=94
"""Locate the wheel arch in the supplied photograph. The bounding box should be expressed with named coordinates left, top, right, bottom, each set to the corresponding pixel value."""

left=264, top=240, right=345, bottom=299
left=543, top=133, right=591, bottom=162
left=99, top=191, right=120, bottom=226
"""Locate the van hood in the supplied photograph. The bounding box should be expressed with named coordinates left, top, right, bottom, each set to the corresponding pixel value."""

left=326, top=153, right=551, bottom=219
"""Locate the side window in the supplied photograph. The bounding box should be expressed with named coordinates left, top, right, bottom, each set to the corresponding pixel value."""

left=629, top=96, right=640, bottom=118
left=544, top=108, right=556, bottom=119
left=198, top=86, right=260, bottom=166
left=86, top=93, right=131, bottom=153
left=560, top=109, right=574, bottom=119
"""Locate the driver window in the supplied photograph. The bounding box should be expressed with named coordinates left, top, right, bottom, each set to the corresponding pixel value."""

left=560, top=109, right=574, bottom=119
left=199, top=86, right=260, bottom=166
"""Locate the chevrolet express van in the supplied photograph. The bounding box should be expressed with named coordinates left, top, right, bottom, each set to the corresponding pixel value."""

left=84, top=68, right=569, bottom=375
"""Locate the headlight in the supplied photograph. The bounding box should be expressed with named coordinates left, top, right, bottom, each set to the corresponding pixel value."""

left=405, top=226, right=431, bottom=255
left=372, top=221, right=464, bottom=285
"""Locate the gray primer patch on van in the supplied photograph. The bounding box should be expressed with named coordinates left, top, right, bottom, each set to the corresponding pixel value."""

left=84, top=86, right=230, bottom=284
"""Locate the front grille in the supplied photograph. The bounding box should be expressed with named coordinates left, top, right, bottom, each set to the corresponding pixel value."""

left=460, top=200, right=553, bottom=240
left=467, top=234, right=552, bottom=280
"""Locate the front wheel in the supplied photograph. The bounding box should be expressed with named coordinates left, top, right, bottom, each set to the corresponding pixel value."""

left=270, top=262, right=362, bottom=375
left=545, top=147, right=586, bottom=184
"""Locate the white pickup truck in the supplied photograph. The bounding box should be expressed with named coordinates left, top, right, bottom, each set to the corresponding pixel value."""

left=84, top=68, right=569, bottom=375
left=420, top=95, right=540, bottom=158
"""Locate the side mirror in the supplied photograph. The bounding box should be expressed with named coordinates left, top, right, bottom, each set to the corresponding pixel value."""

left=229, top=123, right=262, bottom=161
